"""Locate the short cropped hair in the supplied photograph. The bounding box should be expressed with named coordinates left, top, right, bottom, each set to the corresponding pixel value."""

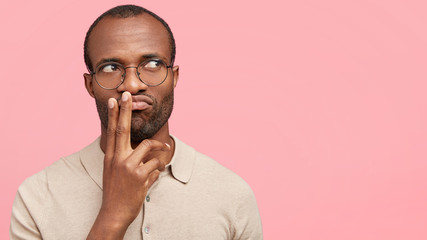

left=83, top=4, right=176, bottom=72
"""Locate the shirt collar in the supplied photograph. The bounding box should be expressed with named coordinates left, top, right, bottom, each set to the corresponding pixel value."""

left=79, top=135, right=196, bottom=189
left=169, top=135, right=196, bottom=183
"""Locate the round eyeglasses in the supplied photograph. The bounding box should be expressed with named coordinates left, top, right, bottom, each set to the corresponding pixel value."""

left=90, top=59, right=173, bottom=90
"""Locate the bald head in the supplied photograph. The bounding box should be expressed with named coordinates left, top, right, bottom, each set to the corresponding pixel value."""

left=83, top=4, right=176, bottom=72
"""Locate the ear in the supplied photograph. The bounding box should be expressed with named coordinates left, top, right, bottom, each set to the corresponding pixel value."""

left=172, top=65, right=179, bottom=88
left=84, top=73, right=95, bottom=98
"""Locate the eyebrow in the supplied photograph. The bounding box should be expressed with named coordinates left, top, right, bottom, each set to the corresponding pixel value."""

left=94, top=54, right=166, bottom=68
left=95, top=58, right=121, bottom=68
left=141, top=54, right=160, bottom=59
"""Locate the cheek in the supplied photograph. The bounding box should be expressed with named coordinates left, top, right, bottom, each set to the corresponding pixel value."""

left=93, top=87, right=120, bottom=101
left=150, top=77, right=174, bottom=97
left=154, top=85, right=174, bottom=101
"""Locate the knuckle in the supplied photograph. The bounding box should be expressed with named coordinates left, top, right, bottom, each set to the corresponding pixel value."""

left=115, top=125, right=128, bottom=135
left=152, top=158, right=159, bottom=165
left=136, top=167, right=149, bottom=179
left=123, top=161, right=133, bottom=171
left=155, top=158, right=165, bottom=170
left=106, top=126, right=116, bottom=136
left=141, top=139, right=153, bottom=148
left=155, top=158, right=162, bottom=167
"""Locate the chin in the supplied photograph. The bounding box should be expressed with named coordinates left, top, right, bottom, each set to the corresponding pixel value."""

left=130, top=130, right=155, bottom=142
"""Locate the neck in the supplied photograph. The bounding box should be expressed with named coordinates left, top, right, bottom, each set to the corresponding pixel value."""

left=100, top=122, right=175, bottom=165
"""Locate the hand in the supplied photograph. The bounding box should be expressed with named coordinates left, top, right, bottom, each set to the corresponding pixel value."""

left=87, top=91, right=170, bottom=240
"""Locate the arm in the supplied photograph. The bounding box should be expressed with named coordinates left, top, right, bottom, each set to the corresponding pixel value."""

left=87, top=92, right=170, bottom=239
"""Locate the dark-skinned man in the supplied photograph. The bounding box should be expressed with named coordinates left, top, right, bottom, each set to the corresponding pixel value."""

left=10, top=5, right=262, bottom=240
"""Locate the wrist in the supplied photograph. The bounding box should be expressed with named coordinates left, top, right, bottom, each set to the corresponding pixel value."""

left=87, top=209, right=131, bottom=240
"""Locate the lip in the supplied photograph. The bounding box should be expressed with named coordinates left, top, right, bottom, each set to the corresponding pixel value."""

left=119, top=94, right=154, bottom=111
left=132, top=101, right=151, bottom=111
left=132, top=95, right=154, bottom=105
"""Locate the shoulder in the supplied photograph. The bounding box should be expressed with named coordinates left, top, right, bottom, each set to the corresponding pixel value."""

left=173, top=137, right=263, bottom=238
left=194, top=151, right=254, bottom=194
left=16, top=148, right=82, bottom=201
left=193, top=151, right=259, bottom=215
left=15, top=137, right=101, bottom=203
left=11, top=148, right=83, bottom=234
left=11, top=139, right=103, bottom=239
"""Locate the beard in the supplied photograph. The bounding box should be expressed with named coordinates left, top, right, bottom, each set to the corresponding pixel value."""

left=96, top=90, right=174, bottom=143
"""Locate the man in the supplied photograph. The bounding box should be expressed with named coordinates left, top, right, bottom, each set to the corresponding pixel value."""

left=10, top=4, right=262, bottom=240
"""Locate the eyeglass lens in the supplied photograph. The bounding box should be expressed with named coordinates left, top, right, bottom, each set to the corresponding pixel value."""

left=95, top=60, right=168, bottom=89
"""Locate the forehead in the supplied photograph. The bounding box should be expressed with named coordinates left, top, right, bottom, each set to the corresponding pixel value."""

left=88, top=14, right=171, bottom=66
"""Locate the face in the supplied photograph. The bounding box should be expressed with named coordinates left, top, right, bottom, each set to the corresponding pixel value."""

left=84, top=14, right=179, bottom=142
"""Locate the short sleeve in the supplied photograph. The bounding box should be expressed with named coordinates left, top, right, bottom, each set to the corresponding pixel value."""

left=10, top=171, right=48, bottom=240
left=10, top=187, right=42, bottom=240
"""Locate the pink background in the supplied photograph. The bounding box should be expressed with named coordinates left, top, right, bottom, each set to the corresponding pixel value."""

left=1, top=0, right=427, bottom=239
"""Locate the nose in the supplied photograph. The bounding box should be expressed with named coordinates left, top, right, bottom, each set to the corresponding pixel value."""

left=116, top=67, right=148, bottom=94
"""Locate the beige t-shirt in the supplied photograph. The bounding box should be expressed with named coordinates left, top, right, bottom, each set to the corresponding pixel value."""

left=10, top=136, right=263, bottom=239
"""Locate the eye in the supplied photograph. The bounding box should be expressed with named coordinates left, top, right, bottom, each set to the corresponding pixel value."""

left=99, top=63, right=120, bottom=73
left=144, top=60, right=162, bottom=70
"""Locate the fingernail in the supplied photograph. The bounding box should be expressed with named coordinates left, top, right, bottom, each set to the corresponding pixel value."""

left=122, top=92, right=129, bottom=101
left=108, top=98, right=114, bottom=109
left=165, top=143, right=171, bottom=149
